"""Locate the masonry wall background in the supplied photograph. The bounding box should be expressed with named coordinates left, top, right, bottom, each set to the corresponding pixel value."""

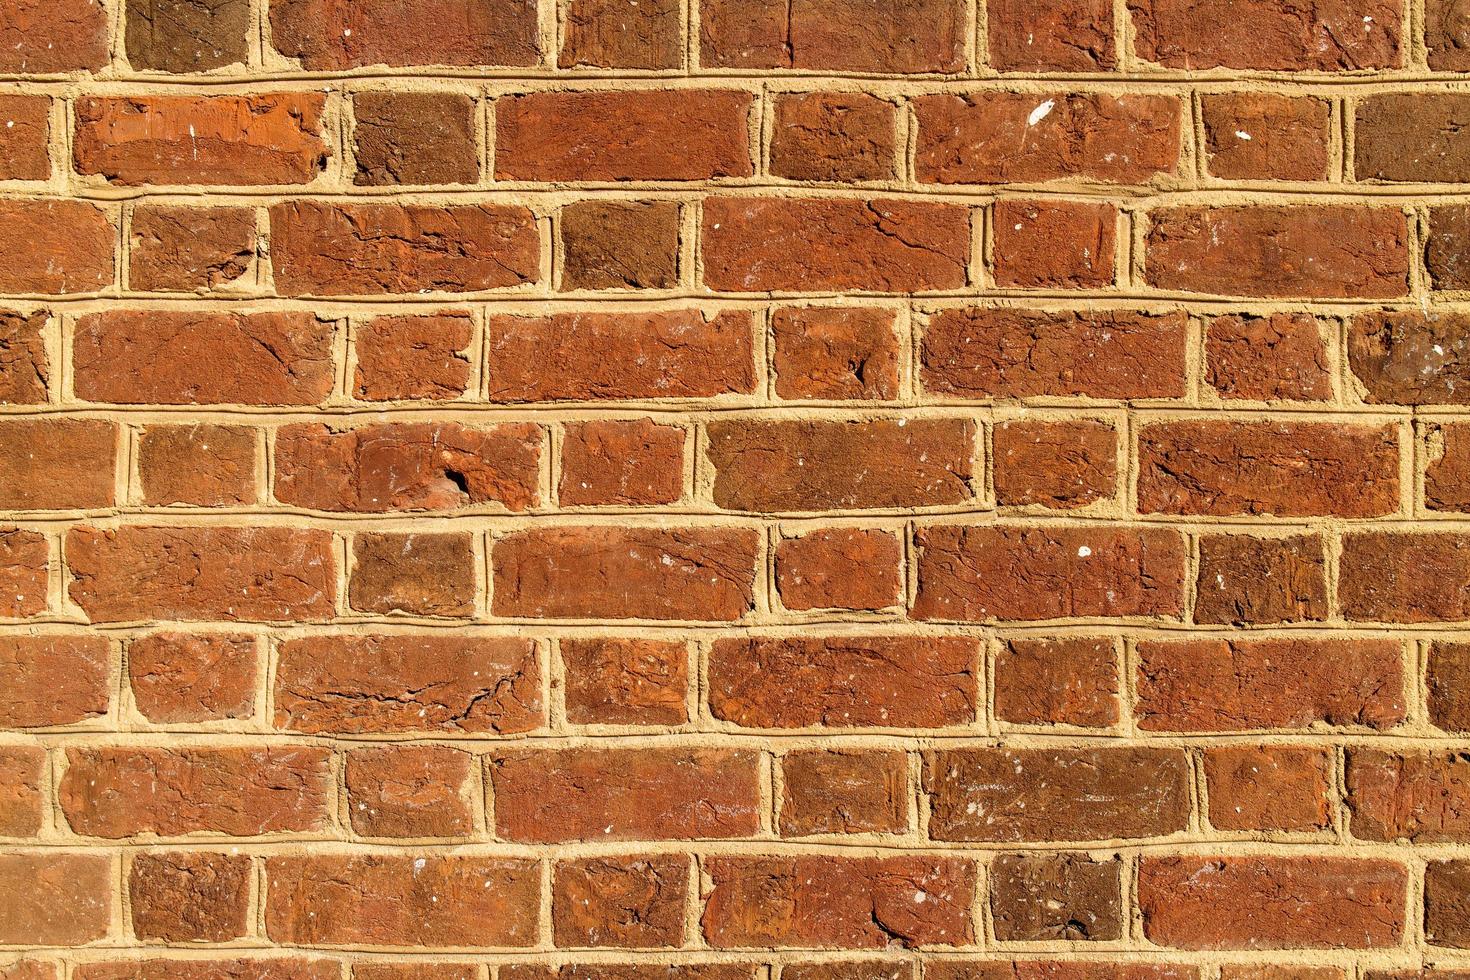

left=3, top=0, right=1470, bottom=977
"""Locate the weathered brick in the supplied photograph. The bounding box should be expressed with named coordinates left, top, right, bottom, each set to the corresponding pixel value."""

left=560, top=200, right=681, bottom=291
left=925, top=962, right=1196, bottom=980
left=1194, top=533, right=1328, bottom=625
left=129, top=851, right=251, bottom=942
left=993, top=419, right=1117, bottom=509
left=138, top=424, right=258, bottom=506
left=1430, top=0, right=1470, bottom=68
left=0, top=854, right=112, bottom=945
left=0, top=200, right=114, bottom=294
left=0, top=747, right=45, bottom=836
left=128, top=632, right=257, bottom=723
left=353, top=312, right=473, bottom=401
left=774, top=527, right=903, bottom=611
left=126, top=0, right=250, bottom=72
left=0, top=527, right=47, bottom=618
left=559, top=419, right=686, bottom=506
left=699, top=0, right=967, bottom=72
left=1203, top=94, right=1330, bottom=181
left=0, top=309, right=49, bottom=404
left=0, top=95, right=49, bottom=180
left=0, top=0, right=109, bottom=73
left=1429, top=205, right=1470, bottom=289
left=128, top=205, right=256, bottom=292
left=72, top=960, right=340, bottom=980
left=1431, top=641, right=1470, bottom=732
left=553, top=855, right=688, bottom=947
left=994, top=637, right=1119, bottom=728
left=993, top=200, right=1116, bottom=289
left=780, top=750, right=909, bottom=835
left=1205, top=745, right=1332, bottom=832
left=560, top=0, right=681, bottom=68
left=989, top=853, right=1122, bottom=942
left=353, top=91, right=478, bottom=186
left=770, top=92, right=898, bottom=182
left=561, top=638, right=690, bottom=726
left=269, top=0, right=540, bottom=69
left=349, top=531, right=477, bottom=617
left=987, top=0, right=1115, bottom=70
left=1347, top=749, right=1470, bottom=842
left=1427, top=861, right=1470, bottom=947
left=1349, top=310, right=1470, bottom=405
left=1340, top=531, right=1470, bottom=622
left=1129, top=0, right=1402, bottom=69
left=0, top=635, right=110, bottom=728
left=772, top=307, right=900, bottom=401
left=1357, top=95, right=1470, bottom=182
left=345, top=744, right=474, bottom=838
left=1205, top=313, right=1333, bottom=401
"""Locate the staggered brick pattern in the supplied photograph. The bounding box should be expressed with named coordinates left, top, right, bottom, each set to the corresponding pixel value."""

left=5, top=0, right=1470, bottom=977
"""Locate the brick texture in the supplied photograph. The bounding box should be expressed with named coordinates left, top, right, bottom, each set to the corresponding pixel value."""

left=0, top=2, right=1456, bottom=976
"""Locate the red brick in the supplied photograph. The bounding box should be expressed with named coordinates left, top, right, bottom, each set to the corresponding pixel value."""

left=0, top=0, right=109, bottom=73
left=1205, top=746, right=1332, bottom=832
left=1340, top=531, right=1470, bottom=623
left=560, top=200, right=681, bottom=290
left=496, top=90, right=752, bottom=181
left=1432, top=641, right=1470, bottom=733
left=274, top=421, right=541, bottom=512
left=702, top=197, right=970, bottom=292
left=0, top=200, right=114, bottom=294
left=1430, top=0, right=1470, bottom=69
left=0, top=309, right=49, bottom=404
left=702, top=855, right=975, bottom=948
left=926, top=747, right=1190, bottom=842
left=0, top=95, right=48, bottom=180
left=1195, top=533, right=1328, bottom=626
left=560, top=0, right=681, bottom=68
left=1202, top=94, right=1331, bottom=181
left=353, top=312, right=473, bottom=401
left=0, top=747, right=45, bottom=836
left=0, top=853, right=112, bottom=945
left=1357, top=95, right=1470, bottom=182
left=0, top=527, right=47, bottom=618
left=769, top=92, right=899, bottom=182
left=912, top=524, right=1187, bottom=621
left=270, top=201, right=539, bottom=295
left=59, top=746, right=331, bottom=837
left=129, top=852, right=251, bottom=942
left=559, top=419, right=686, bottom=506
left=1145, top=206, right=1410, bottom=298
left=73, top=960, right=339, bottom=980
left=775, top=527, right=903, bottom=611
left=492, top=747, right=760, bottom=842
left=989, top=853, right=1123, bottom=942
left=125, top=0, right=250, bottom=72
left=0, top=635, right=110, bottom=728
left=987, top=0, right=1115, bottom=70
left=507, top=970, right=753, bottom=980
left=74, top=311, right=335, bottom=406
left=269, top=0, right=540, bottom=69
left=994, top=637, right=1119, bottom=728
left=128, top=632, right=257, bottom=723
left=1135, top=638, right=1406, bottom=731
left=355, top=967, right=479, bottom=980
left=1137, top=420, right=1400, bottom=517
left=1128, top=0, right=1402, bottom=69
left=780, top=749, right=909, bottom=835
left=1428, top=423, right=1470, bottom=512
left=345, top=745, right=474, bottom=838
left=1349, top=310, right=1470, bottom=405
left=138, top=424, right=258, bottom=506
left=128, top=205, right=257, bottom=292
left=772, top=307, right=900, bottom=401
left=1137, top=856, right=1406, bottom=949
left=1221, top=968, right=1344, bottom=980
left=915, top=93, right=1179, bottom=184
left=67, top=525, right=337, bottom=623
left=348, top=531, right=477, bottom=617
left=275, top=634, right=541, bottom=734
left=553, top=855, right=688, bottom=947
left=492, top=525, right=758, bottom=621
left=352, top=91, right=478, bottom=186
left=487, top=309, right=756, bottom=401
left=74, top=95, right=328, bottom=186
left=265, top=854, right=540, bottom=947
left=921, top=308, right=1189, bottom=400
left=698, top=0, right=966, bottom=72
left=1347, top=749, right=1470, bottom=842
left=993, top=200, right=1116, bottom=288
left=993, top=419, right=1117, bottom=509
left=709, top=635, right=978, bottom=729
left=1206, top=313, right=1333, bottom=401
left=561, top=638, right=690, bottom=726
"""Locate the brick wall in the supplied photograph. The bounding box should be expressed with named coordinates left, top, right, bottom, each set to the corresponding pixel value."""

left=0, top=0, right=1468, bottom=977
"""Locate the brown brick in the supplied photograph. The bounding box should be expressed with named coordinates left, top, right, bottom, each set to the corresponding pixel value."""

left=275, top=634, right=541, bottom=734
left=779, top=750, right=908, bottom=835
left=487, top=310, right=755, bottom=401
left=507, top=969, right=756, bottom=980
left=921, top=308, right=1189, bottom=400
left=987, top=0, right=1115, bottom=70
left=554, top=855, right=688, bottom=947
left=912, top=524, right=1187, bottom=621
left=702, top=196, right=970, bottom=292
left=349, top=531, right=476, bottom=617
left=0, top=853, right=112, bottom=945
left=1347, top=749, right=1470, bottom=842
left=561, top=638, right=690, bottom=726
left=67, top=525, right=337, bottom=623
left=353, top=312, right=473, bottom=401
left=0, top=635, right=110, bottom=728
left=128, top=205, right=256, bottom=292
left=559, top=419, right=686, bottom=506
left=345, top=745, right=474, bottom=838
left=0, top=200, right=114, bottom=294
left=1195, top=534, right=1328, bottom=625
left=770, top=92, right=898, bottom=182
left=775, top=527, right=903, bottom=611
left=0, top=418, right=115, bottom=510
left=1340, top=531, right=1470, bottom=622
left=492, top=747, right=761, bottom=842
left=1431, top=642, right=1470, bottom=732
left=560, top=0, right=681, bottom=68
left=1203, top=94, right=1330, bottom=181
left=994, top=637, right=1119, bottom=728
left=1205, top=746, right=1332, bottom=832
left=1431, top=0, right=1470, bottom=68
left=0, top=95, right=48, bottom=180
left=993, top=419, right=1117, bottom=509
left=1222, top=967, right=1345, bottom=980
left=1427, top=860, right=1470, bottom=947
left=492, top=525, right=758, bottom=621
left=72, top=961, right=339, bottom=980
left=772, top=307, right=900, bottom=401
left=129, top=852, right=251, bottom=942
left=709, top=635, right=978, bottom=729
left=356, top=967, right=479, bottom=980
left=495, top=90, right=752, bottom=181
left=560, top=201, right=680, bottom=291
left=1357, top=95, right=1470, bottom=182
left=128, top=632, right=257, bottom=723
left=269, top=0, right=540, bottom=69
left=993, top=200, right=1116, bottom=288
left=0, top=0, right=109, bottom=73
left=1349, top=310, right=1470, bottom=405
left=1206, top=313, right=1333, bottom=401
left=265, top=854, right=540, bottom=947
left=75, top=311, right=335, bottom=406
left=0, top=747, right=45, bottom=836
left=1129, top=0, right=1402, bottom=69
left=925, top=747, right=1190, bottom=842
left=0, top=527, right=47, bottom=618
left=1136, top=638, right=1406, bottom=731
left=59, top=746, right=331, bottom=837
left=989, top=854, right=1123, bottom=942
left=1137, top=856, right=1406, bottom=949
left=702, top=855, right=975, bottom=948
left=138, top=424, right=257, bottom=506
left=699, top=0, right=966, bottom=72
left=0, top=310, right=49, bottom=404
left=1429, top=425, right=1470, bottom=514
left=126, top=0, right=250, bottom=72
left=352, top=92, right=478, bottom=186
